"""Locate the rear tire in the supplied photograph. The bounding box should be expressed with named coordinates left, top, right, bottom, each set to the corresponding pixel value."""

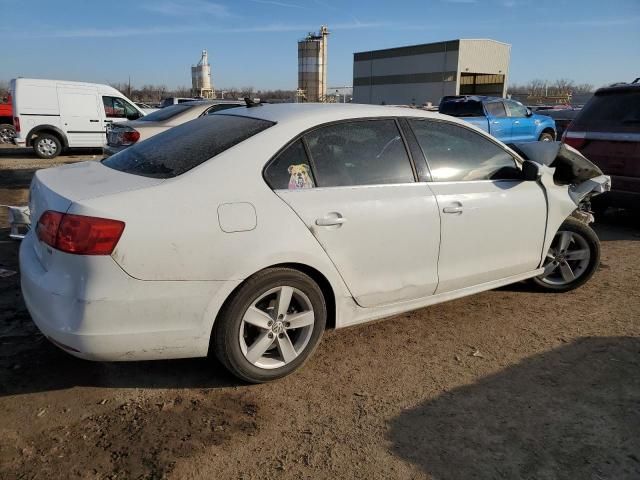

left=538, top=131, right=555, bottom=142
left=33, top=133, right=62, bottom=159
left=212, top=268, right=326, bottom=383
left=531, top=217, right=600, bottom=292
left=0, top=124, right=15, bottom=144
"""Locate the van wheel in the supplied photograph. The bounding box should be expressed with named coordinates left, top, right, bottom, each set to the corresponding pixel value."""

left=538, top=131, right=555, bottom=142
left=213, top=268, right=326, bottom=383
left=33, top=133, right=62, bottom=159
left=532, top=217, right=600, bottom=292
left=0, top=124, right=15, bottom=144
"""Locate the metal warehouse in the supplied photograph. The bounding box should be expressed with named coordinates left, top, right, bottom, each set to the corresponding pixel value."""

left=352, top=39, right=510, bottom=106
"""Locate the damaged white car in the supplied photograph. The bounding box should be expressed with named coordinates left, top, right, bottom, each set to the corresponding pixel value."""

left=18, top=104, right=610, bottom=383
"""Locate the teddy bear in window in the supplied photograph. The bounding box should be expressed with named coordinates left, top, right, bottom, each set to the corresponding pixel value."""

left=288, top=164, right=314, bottom=189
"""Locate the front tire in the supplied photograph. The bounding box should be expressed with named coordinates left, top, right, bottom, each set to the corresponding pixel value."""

left=532, top=217, right=600, bottom=292
left=538, top=131, right=555, bottom=142
left=33, top=133, right=62, bottom=159
left=213, top=268, right=327, bottom=383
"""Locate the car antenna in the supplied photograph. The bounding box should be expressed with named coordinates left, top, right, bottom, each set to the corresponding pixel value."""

left=244, top=97, right=262, bottom=108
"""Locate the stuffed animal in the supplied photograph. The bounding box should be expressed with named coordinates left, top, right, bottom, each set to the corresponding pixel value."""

left=288, top=164, right=314, bottom=189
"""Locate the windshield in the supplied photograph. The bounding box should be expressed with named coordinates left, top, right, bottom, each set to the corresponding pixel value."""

left=138, top=104, right=194, bottom=122
left=572, top=90, right=640, bottom=132
left=439, top=99, right=485, bottom=117
left=103, top=114, right=275, bottom=178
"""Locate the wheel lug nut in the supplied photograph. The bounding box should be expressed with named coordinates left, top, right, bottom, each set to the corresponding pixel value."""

left=267, top=320, right=273, bottom=327
left=278, top=333, right=284, bottom=339
left=268, top=333, right=274, bottom=339
left=278, top=314, right=284, bottom=320
left=284, top=322, right=290, bottom=328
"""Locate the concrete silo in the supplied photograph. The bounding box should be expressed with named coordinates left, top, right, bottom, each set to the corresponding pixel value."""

left=191, top=49, right=214, bottom=99
left=297, top=26, right=329, bottom=103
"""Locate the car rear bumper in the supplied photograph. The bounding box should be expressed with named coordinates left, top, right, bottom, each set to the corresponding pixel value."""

left=103, top=144, right=129, bottom=157
left=19, top=232, right=239, bottom=361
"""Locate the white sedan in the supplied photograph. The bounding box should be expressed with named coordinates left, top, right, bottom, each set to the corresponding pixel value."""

left=20, top=104, right=610, bottom=383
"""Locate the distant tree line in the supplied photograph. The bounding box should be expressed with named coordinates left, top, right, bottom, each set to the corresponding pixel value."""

left=108, top=82, right=296, bottom=103
left=507, top=79, right=595, bottom=96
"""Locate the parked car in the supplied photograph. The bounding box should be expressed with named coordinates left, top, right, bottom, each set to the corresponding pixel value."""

left=563, top=80, right=640, bottom=210
left=134, top=102, right=159, bottom=114
left=160, top=97, right=201, bottom=108
left=11, top=78, right=145, bottom=159
left=439, top=95, right=556, bottom=143
left=104, top=100, right=244, bottom=156
left=20, top=104, right=609, bottom=383
left=541, top=107, right=582, bottom=138
left=0, top=94, right=15, bottom=143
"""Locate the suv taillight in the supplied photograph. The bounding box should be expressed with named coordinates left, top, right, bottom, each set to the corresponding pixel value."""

left=36, top=210, right=125, bottom=255
left=13, top=117, right=20, bottom=133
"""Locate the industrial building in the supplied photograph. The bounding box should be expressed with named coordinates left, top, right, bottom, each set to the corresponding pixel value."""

left=297, top=26, right=329, bottom=102
left=191, top=49, right=214, bottom=99
left=352, top=39, right=510, bottom=106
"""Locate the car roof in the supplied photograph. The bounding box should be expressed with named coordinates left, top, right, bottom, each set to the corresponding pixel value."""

left=594, top=81, right=640, bottom=95
left=440, top=95, right=503, bottom=103
left=180, top=100, right=245, bottom=106
left=218, top=103, right=455, bottom=129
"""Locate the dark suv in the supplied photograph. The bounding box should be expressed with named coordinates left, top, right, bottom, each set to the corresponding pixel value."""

left=563, top=79, right=640, bottom=210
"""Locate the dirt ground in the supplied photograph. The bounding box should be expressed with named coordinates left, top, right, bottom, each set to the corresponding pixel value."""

left=1, top=145, right=639, bottom=480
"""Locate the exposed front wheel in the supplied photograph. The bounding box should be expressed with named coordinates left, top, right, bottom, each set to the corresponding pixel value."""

left=532, top=217, right=600, bottom=292
left=33, top=133, right=62, bottom=159
left=0, top=124, right=15, bottom=144
left=538, top=132, right=555, bottom=142
left=213, top=268, right=326, bottom=383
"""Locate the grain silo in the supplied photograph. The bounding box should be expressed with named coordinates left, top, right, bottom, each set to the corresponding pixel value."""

left=297, top=26, right=329, bottom=103
left=191, top=49, right=214, bottom=99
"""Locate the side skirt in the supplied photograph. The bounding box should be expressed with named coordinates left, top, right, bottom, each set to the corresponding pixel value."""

left=337, top=268, right=544, bottom=329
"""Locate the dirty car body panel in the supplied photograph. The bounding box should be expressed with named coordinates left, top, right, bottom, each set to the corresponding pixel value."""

left=18, top=104, right=609, bottom=367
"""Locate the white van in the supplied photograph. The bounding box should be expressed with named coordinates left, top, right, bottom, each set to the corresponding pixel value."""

left=11, top=78, right=145, bottom=159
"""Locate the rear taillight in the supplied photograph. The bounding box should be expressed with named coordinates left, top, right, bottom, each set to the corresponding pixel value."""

left=13, top=117, right=20, bottom=133
left=121, top=129, right=140, bottom=145
left=36, top=210, right=125, bottom=255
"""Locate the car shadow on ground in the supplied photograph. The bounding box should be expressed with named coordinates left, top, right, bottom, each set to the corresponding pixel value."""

left=388, top=336, right=640, bottom=480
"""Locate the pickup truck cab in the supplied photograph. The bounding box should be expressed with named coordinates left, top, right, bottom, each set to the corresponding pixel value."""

left=439, top=95, right=556, bottom=143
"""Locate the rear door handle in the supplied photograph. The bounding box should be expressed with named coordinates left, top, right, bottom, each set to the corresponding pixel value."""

left=443, top=203, right=463, bottom=214
left=89, top=119, right=99, bottom=123
left=315, top=212, right=346, bottom=227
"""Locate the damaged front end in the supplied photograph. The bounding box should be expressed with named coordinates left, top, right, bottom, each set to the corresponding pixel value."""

left=2, top=205, right=31, bottom=240
left=510, top=141, right=611, bottom=223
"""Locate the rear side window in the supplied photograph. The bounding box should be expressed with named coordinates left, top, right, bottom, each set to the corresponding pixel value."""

left=304, top=120, right=414, bottom=187
left=103, top=115, right=274, bottom=178
left=409, top=120, right=516, bottom=182
left=264, top=140, right=315, bottom=190
left=485, top=101, right=507, bottom=117
left=439, top=100, right=485, bottom=117
left=572, top=90, right=640, bottom=132
left=138, top=104, right=192, bottom=122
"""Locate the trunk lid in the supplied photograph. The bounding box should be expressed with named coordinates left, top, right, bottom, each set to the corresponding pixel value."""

left=28, top=160, right=163, bottom=269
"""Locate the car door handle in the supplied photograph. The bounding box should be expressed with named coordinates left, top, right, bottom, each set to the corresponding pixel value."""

left=89, top=119, right=99, bottom=123
left=104, top=120, right=113, bottom=123
left=443, top=204, right=463, bottom=214
left=315, top=213, right=346, bottom=227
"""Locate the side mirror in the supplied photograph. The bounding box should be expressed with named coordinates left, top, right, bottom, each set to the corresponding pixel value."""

left=522, top=160, right=542, bottom=181
left=526, top=108, right=533, bottom=117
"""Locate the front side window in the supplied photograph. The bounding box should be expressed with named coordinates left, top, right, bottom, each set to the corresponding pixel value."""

left=264, top=140, right=315, bottom=190
left=409, top=120, right=517, bottom=182
left=505, top=100, right=528, bottom=118
left=103, top=96, right=140, bottom=120
left=103, top=114, right=274, bottom=178
left=485, top=101, right=507, bottom=117
left=304, top=120, right=414, bottom=187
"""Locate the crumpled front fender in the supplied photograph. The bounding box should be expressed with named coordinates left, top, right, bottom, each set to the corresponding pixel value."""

left=568, top=174, right=612, bottom=205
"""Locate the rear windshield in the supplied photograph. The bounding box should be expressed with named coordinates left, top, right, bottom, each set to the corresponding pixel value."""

left=439, top=100, right=485, bottom=117
left=572, top=90, right=640, bottom=132
left=103, top=114, right=274, bottom=178
left=138, top=104, right=193, bottom=122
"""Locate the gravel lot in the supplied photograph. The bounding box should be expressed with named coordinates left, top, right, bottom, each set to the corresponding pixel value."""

left=1, top=145, right=639, bottom=479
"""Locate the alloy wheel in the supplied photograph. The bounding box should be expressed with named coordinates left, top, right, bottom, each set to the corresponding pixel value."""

left=239, top=286, right=315, bottom=369
left=0, top=126, right=14, bottom=144
left=539, top=230, right=591, bottom=285
left=37, top=138, right=57, bottom=157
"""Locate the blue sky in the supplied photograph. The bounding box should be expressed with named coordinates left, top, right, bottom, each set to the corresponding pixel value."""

left=1, top=0, right=639, bottom=90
